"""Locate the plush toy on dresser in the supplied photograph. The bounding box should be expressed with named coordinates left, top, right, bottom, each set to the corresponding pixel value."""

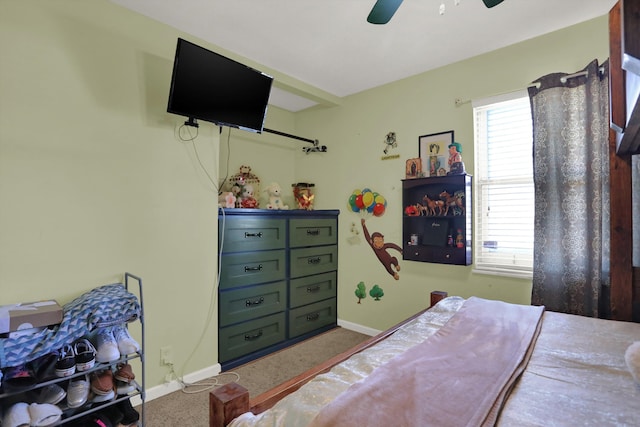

left=240, top=184, right=258, bottom=208
left=264, top=182, right=289, bottom=210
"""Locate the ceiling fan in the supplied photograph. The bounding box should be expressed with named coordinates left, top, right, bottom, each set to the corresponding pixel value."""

left=367, top=0, right=505, bottom=24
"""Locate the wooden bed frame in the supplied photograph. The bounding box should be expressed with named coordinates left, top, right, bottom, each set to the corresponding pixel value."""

left=209, top=291, right=448, bottom=427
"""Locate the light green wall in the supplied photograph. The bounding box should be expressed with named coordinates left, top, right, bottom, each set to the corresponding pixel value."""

left=0, top=0, right=297, bottom=390
left=0, top=0, right=609, bottom=391
left=291, top=16, right=610, bottom=330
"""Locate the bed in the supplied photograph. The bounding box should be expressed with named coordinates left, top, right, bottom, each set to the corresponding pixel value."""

left=210, top=294, right=640, bottom=427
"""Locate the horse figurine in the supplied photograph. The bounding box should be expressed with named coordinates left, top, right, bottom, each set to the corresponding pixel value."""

left=439, top=191, right=464, bottom=216
left=423, top=195, right=444, bottom=216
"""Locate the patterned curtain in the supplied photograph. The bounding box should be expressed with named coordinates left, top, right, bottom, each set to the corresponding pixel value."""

left=528, top=59, right=610, bottom=317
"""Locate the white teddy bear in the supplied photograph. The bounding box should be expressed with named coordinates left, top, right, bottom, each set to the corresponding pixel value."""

left=264, top=182, right=289, bottom=210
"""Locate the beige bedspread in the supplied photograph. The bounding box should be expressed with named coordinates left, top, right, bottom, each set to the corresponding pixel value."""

left=229, top=297, right=640, bottom=427
left=309, top=297, right=544, bottom=427
left=497, top=310, right=640, bottom=426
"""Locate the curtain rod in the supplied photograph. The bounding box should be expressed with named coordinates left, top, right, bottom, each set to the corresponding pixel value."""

left=529, top=66, right=605, bottom=88
left=457, top=66, right=607, bottom=106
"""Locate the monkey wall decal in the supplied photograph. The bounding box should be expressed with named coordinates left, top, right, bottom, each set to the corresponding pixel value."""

left=361, top=218, right=402, bottom=280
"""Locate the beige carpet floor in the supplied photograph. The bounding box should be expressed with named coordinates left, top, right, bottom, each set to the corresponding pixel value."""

left=141, top=327, right=370, bottom=426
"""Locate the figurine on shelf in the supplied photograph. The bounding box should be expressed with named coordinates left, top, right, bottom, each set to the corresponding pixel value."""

left=439, top=190, right=464, bottom=216
left=447, top=142, right=466, bottom=175
left=456, top=229, right=464, bottom=248
left=422, top=195, right=444, bottom=216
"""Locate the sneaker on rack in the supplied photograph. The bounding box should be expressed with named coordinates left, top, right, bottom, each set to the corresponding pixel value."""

left=91, top=388, right=116, bottom=403
left=37, top=383, right=66, bottom=405
left=112, top=325, right=140, bottom=355
left=113, top=363, right=135, bottom=383
left=66, top=375, right=90, bottom=408
left=54, top=344, right=76, bottom=377
left=94, top=328, right=120, bottom=363
left=115, top=380, right=136, bottom=395
left=91, top=369, right=114, bottom=396
left=74, top=339, right=97, bottom=372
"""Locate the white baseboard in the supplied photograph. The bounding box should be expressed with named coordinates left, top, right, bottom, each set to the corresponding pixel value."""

left=337, top=318, right=380, bottom=337
left=136, top=363, right=221, bottom=405
left=137, top=321, right=376, bottom=406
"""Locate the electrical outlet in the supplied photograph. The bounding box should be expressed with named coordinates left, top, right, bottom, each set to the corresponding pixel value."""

left=160, top=346, right=172, bottom=365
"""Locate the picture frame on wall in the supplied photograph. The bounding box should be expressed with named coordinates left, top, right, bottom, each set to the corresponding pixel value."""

left=405, top=158, right=422, bottom=178
left=418, top=130, right=454, bottom=177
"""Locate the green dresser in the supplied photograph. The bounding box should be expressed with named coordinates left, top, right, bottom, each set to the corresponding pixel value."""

left=218, top=209, right=339, bottom=369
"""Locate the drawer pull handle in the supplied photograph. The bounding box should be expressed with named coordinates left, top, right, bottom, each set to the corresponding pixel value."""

left=244, top=232, right=263, bottom=238
left=244, top=329, right=263, bottom=341
left=244, top=264, right=263, bottom=272
left=307, top=257, right=321, bottom=265
left=306, top=229, right=320, bottom=236
left=245, top=297, right=265, bottom=307
left=306, top=285, right=320, bottom=293
left=306, top=313, right=320, bottom=322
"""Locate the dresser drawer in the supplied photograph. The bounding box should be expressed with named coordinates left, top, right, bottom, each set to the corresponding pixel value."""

left=289, top=272, right=337, bottom=309
left=289, top=218, right=338, bottom=248
left=290, top=245, right=338, bottom=278
left=219, top=281, right=286, bottom=327
left=219, top=312, right=286, bottom=362
left=219, top=217, right=286, bottom=253
left=219, top=250, right=286, bottom=290
left=288, top=298, right=337, bottom=338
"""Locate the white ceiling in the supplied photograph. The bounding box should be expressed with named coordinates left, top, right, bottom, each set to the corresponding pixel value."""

left=110, top=0, right=616, bottom=112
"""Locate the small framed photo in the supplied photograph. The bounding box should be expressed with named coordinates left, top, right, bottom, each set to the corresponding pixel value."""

left=418, top=130, right=454, bottom=177
left=405, top=158, right=422, bottom=178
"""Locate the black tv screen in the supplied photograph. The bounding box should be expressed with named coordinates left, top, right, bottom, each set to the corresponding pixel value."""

left=167, top=38, right=273, bottom=133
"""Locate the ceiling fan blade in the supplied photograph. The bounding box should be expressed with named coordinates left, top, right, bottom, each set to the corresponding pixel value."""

left=482, top=0, right=505, bottom=7
left=367, top=0, right=403, bottom=24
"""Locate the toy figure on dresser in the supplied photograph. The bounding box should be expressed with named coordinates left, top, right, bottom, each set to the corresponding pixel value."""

left=292, top=183, right=315, bottom=210
left=264, top=182, right=289, bottom=210
left=240, top=184, right=258, bottom=208
left=447, top=142, right=466, bottom=175
left=228, top=165, right=261, bottom=207
left=218, top=192, right=236, bottom=208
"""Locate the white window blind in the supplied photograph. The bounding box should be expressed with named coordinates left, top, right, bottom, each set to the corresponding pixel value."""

left=473, top=92, right=534, bottom=278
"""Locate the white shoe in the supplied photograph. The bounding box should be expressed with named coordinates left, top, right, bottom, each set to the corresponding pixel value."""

left=113, top=325, right=140, bottom=355
left=95, top=328, right=120, bottom=363
left=3, top=402, right=30, bottom=427
left=27, top=403, right=62, bottom=427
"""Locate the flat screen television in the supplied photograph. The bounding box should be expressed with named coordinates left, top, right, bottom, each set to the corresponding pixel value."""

left=167, top=38, right=273, bottom=133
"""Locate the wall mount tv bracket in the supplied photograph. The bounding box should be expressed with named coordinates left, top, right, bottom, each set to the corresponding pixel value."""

left=263, top=128, right=327, bottom=154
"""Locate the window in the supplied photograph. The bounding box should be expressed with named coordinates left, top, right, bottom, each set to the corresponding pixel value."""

left=473, top=91, right=534, bottom=278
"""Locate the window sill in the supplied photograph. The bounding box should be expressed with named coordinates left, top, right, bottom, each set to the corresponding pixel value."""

left=472, top=267, right=532, bottom=280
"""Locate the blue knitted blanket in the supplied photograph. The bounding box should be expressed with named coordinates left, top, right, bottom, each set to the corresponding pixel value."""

left=0, top=284, right=140, bottom=368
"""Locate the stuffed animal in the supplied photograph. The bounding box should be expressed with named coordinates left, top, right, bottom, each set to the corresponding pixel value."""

left=625, top=341, right=640, bottom=384
left=240, top=184, right=258, bottom=208
left=264, top=182, right=289, bottom=210
left=218, top=192, right=236, bottom=208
